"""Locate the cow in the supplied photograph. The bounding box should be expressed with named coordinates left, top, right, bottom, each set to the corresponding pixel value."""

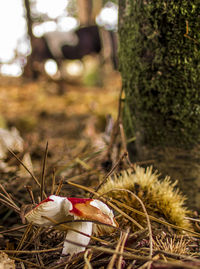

left=24, top=25, right=117, bottom=79
left=62, top=25, right=102, bottom=59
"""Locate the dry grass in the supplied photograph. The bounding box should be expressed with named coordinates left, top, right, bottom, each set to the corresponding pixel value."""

left=0, top=77, right=200, bottom=268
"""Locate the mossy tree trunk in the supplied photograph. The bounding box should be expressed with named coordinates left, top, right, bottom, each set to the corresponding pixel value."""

left=119, top=1, right=200, bottom=209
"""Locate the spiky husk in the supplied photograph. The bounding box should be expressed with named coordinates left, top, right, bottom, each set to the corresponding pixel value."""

left=97, top=166, right=191, bottom=234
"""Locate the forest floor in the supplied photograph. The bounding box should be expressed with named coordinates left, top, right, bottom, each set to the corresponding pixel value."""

left=0, top=72, right=200, bottom=268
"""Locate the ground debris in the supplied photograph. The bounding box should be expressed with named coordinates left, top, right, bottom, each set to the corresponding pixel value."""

left=0, top=76, right=200, bottom=268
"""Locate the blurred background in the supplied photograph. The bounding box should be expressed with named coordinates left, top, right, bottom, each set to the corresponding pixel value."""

left=0, top=0, right=118, bottom=81
left=0, top=0, right=121, bottom=201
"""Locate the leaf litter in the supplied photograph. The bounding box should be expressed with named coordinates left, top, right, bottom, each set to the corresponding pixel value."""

left=0, top=74, right=200, bottom=268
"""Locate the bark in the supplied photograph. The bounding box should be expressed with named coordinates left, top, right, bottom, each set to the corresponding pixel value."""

left=77, top=0, right=93, bottom=25
left=23, top=0, right=35, bottom=78
left=119, top=0, right=200, bottom=209
left=76, top=0, right=102, bottom=26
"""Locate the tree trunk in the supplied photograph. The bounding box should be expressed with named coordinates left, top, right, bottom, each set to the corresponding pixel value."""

left=119, top=1, right=200, bottom=209
left=77, top=0, right=93, bottom=26
left=23, top=0, right=35, bottom=78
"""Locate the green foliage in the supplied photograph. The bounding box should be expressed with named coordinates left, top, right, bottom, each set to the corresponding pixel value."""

left=119, top=0, right=200, bottom=147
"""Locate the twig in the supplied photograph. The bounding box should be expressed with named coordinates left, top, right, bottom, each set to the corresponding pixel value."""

left=93, top=151, right=127, bottom=196
left=185, top=20, right=189, bottom=35
left=2, top=247, right=62, bottom=254
left=106, top=86, right=124, bottom=156
left=12, top=257, right=46, bottom=268
left=117, top=229, right=129, bottom=269
left=55, top=178, right=63, bottom=196
left=0, top=184, right=17, bottom=207
left=185, top=217, right=200, bottom=223
left=7, top=148, right=47, bottom=198
left=0, top=224, right=28, bottom=234
left=23, top=227, right=43, bottom=250
left=112, top=198, right=200, bottom=237
left=184, top=20, right=199, bottom=44
left=35, top=235, right=45, bottom=268
left=42, top=216, right=114, bottom=245
left=75, top=157, right=91, bottom=170
left=119, top=122, right=127, bottom=153
left=84, top=249, right=93, bottom=269
left=155, top=249, right=200, bottom=263
left=107, top=232, right=123, bottom=269
left=137, top=254, right=159, bottom=269
left=119, top=123, right=135, bottom=168
left=51, top=168, right=56, bottom=195
left=16, top=222, right=33, bottom=252
left=54, top=218, right=118, bottom=230
left=26, top=185, right=35, bottom=204
left=40, top=141, right=48, bottom=201
left=0, top=197, right=20, bottom=213
left=0, top=192, right=20, bottom=212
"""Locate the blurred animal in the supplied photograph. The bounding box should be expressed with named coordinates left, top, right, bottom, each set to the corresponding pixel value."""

left=27, top=25, right=117, bottom=79
left=62, top=25, right=102, bottom=59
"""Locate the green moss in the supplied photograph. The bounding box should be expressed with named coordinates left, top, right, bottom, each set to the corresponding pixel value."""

left=119, top=0, right=200, bottom=147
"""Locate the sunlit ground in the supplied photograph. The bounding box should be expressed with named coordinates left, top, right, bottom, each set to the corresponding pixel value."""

left=0, top=70, right=121, bottom=180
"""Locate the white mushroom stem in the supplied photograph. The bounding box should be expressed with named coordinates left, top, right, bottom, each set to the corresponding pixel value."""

left=62, top=221, right=93, bottom=255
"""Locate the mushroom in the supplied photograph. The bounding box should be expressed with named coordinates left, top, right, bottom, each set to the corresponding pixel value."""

left=25, top=195, right=117, bottom=255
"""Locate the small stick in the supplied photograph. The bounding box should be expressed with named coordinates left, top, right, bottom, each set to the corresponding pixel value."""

left=36, top=219, right=114, bottom=252
left=184, top=20, right=199, bottom=44
left=0, top=192, right=20, bottom=212
left=12, top=257, right=46, bottom=269
left=185, top=20, right=189, bottom=35
left=55, top=178, right=63, bottom=196
left=75, top=157, right=91, bottom=170
left=26, top=186, right=35, bottom=204
left=35, top=236, right=45, bottom=268
left=42, top=216, right=93, bottom=238
left=51, top=168, right=56, bottom=195
left=93, top=151, right=127, bottom=196
left=117, top=229, right=129, bottom=269
left=23, top=227, right=43, bottom=250
left=8, top=149, right=47, bottom=198
left=0, top=225, right=28, bottom=234
left=0, top=197, right=20, bottom=213
left=0, top=184, right=16, bottom=206
left=106, top=86, right=124, bottom=156
left=2, top=247, right=63, bottom=254
left=40, top=141, right=48, bottom=201
left=119, top=123, right=135, bottom=169
left=112, top=198, right=200, bottom=236
left=119, top=122, right=127, bottom=153
left=84, top=250, right=93, bottom=269
left=107, top=232, right=123, bottom=269
left=16, top=222, right=33, bottom=252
